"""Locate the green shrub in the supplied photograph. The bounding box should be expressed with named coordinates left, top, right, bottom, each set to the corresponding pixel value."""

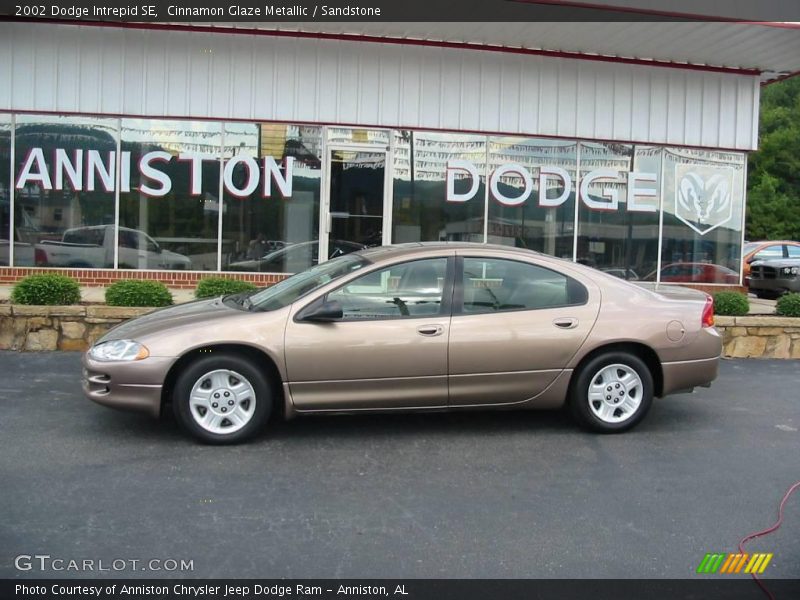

left=105, top=280, right=173, bottom=307
left=195, top=277, right=257, bottom=299
left=776, top=293, right=800, bottom=317
left=713, top=291, right=749, bottom=316
left=11, top=274, right=81, bottom=305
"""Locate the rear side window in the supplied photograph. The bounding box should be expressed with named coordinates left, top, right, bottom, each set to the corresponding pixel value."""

left=63, top=228, right=104, bottom=245
left=460, top=258, right=587, bottom=314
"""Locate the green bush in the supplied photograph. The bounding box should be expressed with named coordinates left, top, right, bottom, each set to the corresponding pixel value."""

left=11, top=274, right=81, bottom=305
left=713, top=291, right=749, bottom=316
left=776, top=293, right=800, bottom=317
left=105, top=280, right=173, bottom=307
left=195, top=277, right=257, bottom=299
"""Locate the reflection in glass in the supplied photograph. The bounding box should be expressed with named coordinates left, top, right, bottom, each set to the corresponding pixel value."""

left=0, top=115, right=10, bottom=266
left=487, top=137, right=576, bottom=258
left=223, top=123, right=322, bottom=274
left=329, top=149, right=385, bottom=252
left=119, top=119, right=221, bottom=271
left=576, top=143, right=661, bottom=280
left=14, top=114, right=118, bottom=268
left=392, top=131, right=486, bottom=243
left=658, top=148, right=745, bottom=284
left=328, top=127, right=390, bottom=147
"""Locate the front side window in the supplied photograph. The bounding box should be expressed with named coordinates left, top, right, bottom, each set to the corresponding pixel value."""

left=787, top=245, right=800, bottom=259
left=460, top=258, right=586, bottom=314
left=327, top=258, right=449, bottom=320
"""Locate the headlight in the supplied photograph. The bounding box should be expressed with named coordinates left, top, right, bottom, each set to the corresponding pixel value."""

left=782, top=267, right=799, bottom=276
left=89, top=340, right=149, bottom=362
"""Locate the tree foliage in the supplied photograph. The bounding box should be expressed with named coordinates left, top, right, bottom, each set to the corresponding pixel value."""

left=747, top=77, right=800, bottom=241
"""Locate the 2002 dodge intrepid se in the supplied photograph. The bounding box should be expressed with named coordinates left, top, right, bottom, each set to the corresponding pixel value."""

left=83, top=243, right=722, bottom=443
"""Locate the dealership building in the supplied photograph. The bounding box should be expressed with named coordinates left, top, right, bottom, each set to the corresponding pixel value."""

left=1, top=18, right=798, bottom=289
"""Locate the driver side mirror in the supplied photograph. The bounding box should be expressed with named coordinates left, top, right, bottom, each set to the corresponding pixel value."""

left=300, top=300, right=343, bottom=322
left=746, top=256, right=756, bottom=264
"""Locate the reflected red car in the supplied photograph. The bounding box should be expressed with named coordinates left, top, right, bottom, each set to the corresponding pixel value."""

left=647, top=263, right=739, bottom=285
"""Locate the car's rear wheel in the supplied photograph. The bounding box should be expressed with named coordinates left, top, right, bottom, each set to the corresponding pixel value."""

left=569, top=352, right=653, bottom=433
left=172, top=353, right=272, bottom=444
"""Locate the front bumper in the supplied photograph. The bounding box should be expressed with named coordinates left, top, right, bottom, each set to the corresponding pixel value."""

left=82, top=353, right=175, bottom=418
left=749, top=277, right=800, bottom=294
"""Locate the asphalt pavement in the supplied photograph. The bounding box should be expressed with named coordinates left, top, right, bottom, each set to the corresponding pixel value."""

left=0, top=352, right=798, bottom=579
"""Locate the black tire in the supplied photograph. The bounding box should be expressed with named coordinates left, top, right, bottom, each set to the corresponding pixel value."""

left=172, top=352, right=273, bottom=444
left=754, top=290, right=771, bottom=300
left=568, top=352, right=654, bottom=433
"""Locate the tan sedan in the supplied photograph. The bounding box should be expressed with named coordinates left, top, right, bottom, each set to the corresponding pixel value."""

left=83, top=243, right=722, bottom=443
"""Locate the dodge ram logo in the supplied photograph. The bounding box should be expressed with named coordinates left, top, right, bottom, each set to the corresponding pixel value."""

left=675, top=165, right=734, bottom=235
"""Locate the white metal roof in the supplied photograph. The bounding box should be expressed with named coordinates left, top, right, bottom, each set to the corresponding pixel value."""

left=190, top=21, right=800, bottom=84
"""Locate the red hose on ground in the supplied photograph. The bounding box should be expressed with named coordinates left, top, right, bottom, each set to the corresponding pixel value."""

left=737, top=480, right=800, bottom=600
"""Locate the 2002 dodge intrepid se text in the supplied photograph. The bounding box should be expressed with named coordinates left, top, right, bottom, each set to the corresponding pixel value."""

left=83, top=243, right=722, bottom=443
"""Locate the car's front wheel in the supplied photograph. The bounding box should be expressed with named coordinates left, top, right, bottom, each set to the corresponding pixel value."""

left=172, top=353, right=272, bottom=444
left=569, top=352, right=653, bottom=433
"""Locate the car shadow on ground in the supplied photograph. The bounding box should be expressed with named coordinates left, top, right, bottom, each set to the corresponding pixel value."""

left=86, top=393, right=718, bottom=446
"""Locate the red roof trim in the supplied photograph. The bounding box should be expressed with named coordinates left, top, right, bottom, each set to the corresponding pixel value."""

left=2, top=18, right=762, bottom=77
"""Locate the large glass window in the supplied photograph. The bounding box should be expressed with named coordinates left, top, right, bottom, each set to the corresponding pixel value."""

left=576, top=143, right=661, bottom=281
left=392, top=131, right=486, bottom=243
left=0, top=114, right=10, bottom=266
left=222, top=123, right=322, bottom=273
left=13, top=114, right=117, bottom=268
left=119, top=119, right=221, bottom=271
left=659, top=148, right=745, bottom=284
left=327, top=258, right=448, bottom=320
left=487, top=138, right=576, bottom=258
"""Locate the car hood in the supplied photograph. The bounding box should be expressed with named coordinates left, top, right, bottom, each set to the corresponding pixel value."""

left=160, top=250, right=191, bottom=265
left=99, top=297, right=237, bottom=343
left=751, top=259, right=800, bottom=268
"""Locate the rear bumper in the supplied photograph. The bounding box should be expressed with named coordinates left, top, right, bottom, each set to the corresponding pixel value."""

left=82, top=353, right=174, bottom=418
left=661, top=356, right=720, bottom=397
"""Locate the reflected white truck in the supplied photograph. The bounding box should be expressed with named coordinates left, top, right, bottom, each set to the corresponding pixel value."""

left=36, top=225, right=192, bottom=270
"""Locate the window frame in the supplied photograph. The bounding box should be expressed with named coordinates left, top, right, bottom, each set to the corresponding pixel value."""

left=298, top=256, right=456, bottom=323
left=452, top=256, right=589, bottom=316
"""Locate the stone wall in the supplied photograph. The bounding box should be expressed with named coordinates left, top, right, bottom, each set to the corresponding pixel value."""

left=2, top=305, right=800, bottom=359
left=0, top=305, right=155, bottom=351
left=715, top=316, right=800, bottom=359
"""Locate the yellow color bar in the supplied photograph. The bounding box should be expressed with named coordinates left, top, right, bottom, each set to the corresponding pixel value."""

left=758, top=554, right=773, bottom=574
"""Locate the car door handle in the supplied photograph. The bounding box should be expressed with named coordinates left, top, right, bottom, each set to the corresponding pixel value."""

left=417, top=324, right=444, bottom=337
left=553, top=317, right=578, bottom=329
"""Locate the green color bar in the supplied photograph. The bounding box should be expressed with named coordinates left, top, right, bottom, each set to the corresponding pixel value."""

left=697, top=553, right=726, bottom=574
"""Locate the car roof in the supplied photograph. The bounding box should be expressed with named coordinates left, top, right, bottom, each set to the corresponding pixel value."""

left=359, top=241, right=546, bottom=259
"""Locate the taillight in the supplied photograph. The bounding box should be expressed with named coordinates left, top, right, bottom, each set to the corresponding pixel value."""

left=34, top=248, right=47, bottom=266
left=701, top=295, right=714, bottom=328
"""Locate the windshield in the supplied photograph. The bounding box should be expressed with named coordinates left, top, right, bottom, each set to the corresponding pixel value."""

left=743, top=243, right=760, bottom=256
left=246, top=254, right=369, bottom=312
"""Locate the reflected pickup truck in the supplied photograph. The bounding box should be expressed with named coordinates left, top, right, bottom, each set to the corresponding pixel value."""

left=36, top=225, right=191, bottom=270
